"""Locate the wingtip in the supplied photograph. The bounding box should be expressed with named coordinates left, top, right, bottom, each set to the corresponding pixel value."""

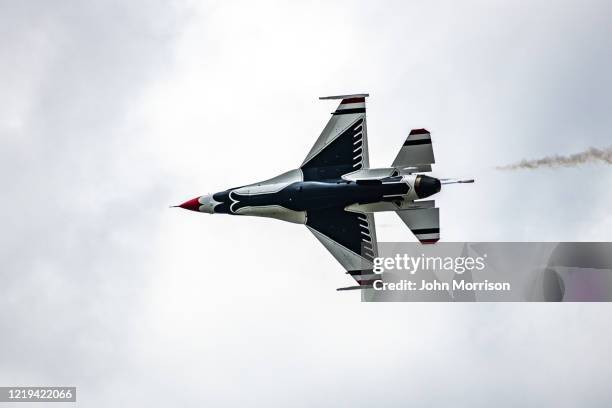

left=409, top=128, right=430, bottom=135
left=319, top=93, right=369, bottom=100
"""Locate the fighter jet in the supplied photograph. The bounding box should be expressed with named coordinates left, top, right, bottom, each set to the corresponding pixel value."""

left=175, top=94, right=473, bottom=290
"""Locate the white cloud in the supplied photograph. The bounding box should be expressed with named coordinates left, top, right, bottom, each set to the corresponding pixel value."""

left=1, top=0, right=612, bottom=406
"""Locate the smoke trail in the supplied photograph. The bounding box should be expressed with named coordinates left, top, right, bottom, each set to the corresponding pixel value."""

left=497, top=146, right=612, bottom=170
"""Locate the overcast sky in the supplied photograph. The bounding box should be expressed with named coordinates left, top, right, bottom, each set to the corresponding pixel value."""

left=2, top=0, right=612, bottom=406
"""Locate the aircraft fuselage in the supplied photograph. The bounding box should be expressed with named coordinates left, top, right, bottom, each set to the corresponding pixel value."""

left=178, top=169, right=441, bottom=225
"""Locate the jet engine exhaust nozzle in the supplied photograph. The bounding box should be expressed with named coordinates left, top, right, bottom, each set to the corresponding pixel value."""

left=414, top=175, right=441, bottom=199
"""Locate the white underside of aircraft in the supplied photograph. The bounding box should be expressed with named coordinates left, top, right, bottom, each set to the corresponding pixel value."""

left=177, top=94, right=473, bottom=290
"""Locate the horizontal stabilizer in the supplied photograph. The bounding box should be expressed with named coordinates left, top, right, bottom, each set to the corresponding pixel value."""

left=396, top=206, right=440, bottom=244
left=392, top=129, right=435, bottom=171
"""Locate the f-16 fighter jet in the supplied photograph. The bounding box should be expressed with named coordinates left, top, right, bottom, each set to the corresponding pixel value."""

left=175, top=94, right=473, bottom=290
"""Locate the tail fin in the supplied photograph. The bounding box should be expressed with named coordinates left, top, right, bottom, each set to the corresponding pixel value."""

left=396, top=206, right=440, bottom=244
left=392, top=129, right=435, bottom=173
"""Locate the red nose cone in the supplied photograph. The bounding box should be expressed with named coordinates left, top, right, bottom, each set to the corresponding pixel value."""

left=178, top=197, right=201, bottom=212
